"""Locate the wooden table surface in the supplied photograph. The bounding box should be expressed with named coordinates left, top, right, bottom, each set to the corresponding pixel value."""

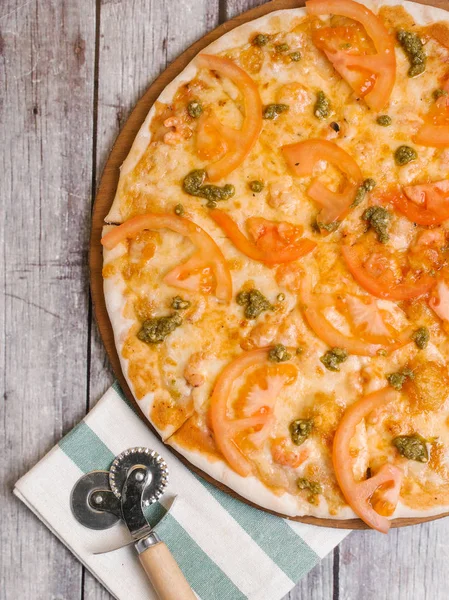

left=1, top=1, right=449, bottom=598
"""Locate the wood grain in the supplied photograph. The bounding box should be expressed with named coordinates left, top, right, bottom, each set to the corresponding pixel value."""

left=90, top=0, right=449, bottom=530
left=0, top=0, right=96, bottom=598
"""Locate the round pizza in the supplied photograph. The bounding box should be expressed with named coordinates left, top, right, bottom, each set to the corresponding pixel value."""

left=101, top=0, right=449, bottom=532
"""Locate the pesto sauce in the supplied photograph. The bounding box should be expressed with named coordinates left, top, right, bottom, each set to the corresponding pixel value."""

left=394, top=145, right=417, bottom=166
left=137, top=314, right=182, bottom=344
left=297, top=477, right=322, bottom=503
left=275, top=43, right=290, bottom=53
left=171, top=296, right=191, bottom=310
left=393, top=434, right=428, bottom=462
left=174, top=203, right=184, bottom=216
left=252, top=33, right=269, bottom=46
left=289, top=51, right=302, bottom=62
left=362, top=206, right=391, bottom=243
left=316, top=220, right=340, bottom=233
left=411, top=326, right=430, bottom=349
left=249, top=180, right=264, bottom=193
left=387, top=367, right=414, bottom=390
left=187, top=100, right=203, bottom=119
left=289, top=419, right=313, bottom=446
left=433, top=88, right=448, bottom=101
left=183, top=169, right=235, bottom=208
left=351, top=178, right=376, bottom=208
left=320, top=347, right=348, bottom=372
left=314, top=91, right=331, bottom=119
left=397, top=29, right=426, bottom=77
left=236, top=289, right=272, bottom=319
left=376, top=115, right=392, bottom=127
left=263, top=103, right=289, bottom=120
left=268, top=343, right=291, bottom=363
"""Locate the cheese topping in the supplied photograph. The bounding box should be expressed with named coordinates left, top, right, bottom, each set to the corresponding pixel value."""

left=103, top=1, right=449, bottom=523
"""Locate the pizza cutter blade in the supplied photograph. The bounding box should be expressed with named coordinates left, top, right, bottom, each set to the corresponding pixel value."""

left=70, top=447, right=195, bottom=600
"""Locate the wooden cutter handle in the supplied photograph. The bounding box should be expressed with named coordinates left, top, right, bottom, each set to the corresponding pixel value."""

left=138, top=540, right=196, bottom=600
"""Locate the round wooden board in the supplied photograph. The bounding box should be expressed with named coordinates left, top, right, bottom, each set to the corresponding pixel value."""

left=90, top=0, right=449, bottom=530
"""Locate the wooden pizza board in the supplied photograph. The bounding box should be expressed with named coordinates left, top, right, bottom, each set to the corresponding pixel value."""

left=90, top=0, right=449, bottom=529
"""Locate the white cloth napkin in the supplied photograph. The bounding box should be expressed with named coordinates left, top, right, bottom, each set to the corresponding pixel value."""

left=14, top=383, right=348, bottom=600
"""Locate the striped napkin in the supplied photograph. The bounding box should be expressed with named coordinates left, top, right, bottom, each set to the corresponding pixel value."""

left=14, top=383, right=348, bottom=600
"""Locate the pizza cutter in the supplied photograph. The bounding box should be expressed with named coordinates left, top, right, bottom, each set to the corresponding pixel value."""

left=70, top=447, right=195, bottom=600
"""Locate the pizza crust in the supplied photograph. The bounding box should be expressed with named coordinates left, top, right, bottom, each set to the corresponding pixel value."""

left=103, top=0, right=449, bottom=522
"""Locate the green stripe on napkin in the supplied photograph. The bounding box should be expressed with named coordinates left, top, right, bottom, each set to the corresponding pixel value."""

left=199, top=478, right=319, bottom=581
left=59, top=422, right=114, bottom=472
left=158, top=513, right=246, bottom=600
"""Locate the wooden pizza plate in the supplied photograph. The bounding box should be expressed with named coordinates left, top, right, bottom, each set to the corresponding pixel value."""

left=90, top=0, right=449, bottom=529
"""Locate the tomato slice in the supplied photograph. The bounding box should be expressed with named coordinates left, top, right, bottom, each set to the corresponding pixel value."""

left=342, top=244, right=435, bottom=301
left=101, top=213, right=232, bottom=303
left=300, top=273, right=413, bottom=356
left=196, top=54, right=262, bottom=181
left=429, top=278, right=449, bottom=321
left=282, top=139, right=363, bottom=226
left=333, top=387, right=403, bottom=532
left=195, top=110, right=240, bottom=162
left=210, top=209, right=316, bottom=265
left=414, top=81, right=449, bottom=148
left=307, top=0, right=396, bottom=111
left=209, top=349, right=296, bottom=476
left=390, top=182, right=449, bottom=226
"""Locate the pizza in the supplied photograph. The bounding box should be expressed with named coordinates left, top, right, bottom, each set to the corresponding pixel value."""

left=101, top=0, right=449, bottom=532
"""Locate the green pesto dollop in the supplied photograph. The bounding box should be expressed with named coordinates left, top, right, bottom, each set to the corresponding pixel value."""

left=174, top=203, right=184, bottom=216
left=171, top=296, right=191, bottom=310
left=187, top=100, right=203, bottom=119
left=268, top=343, right=292, bottom=363
left=316, top=220, right=340, bottom=233
left=376, top=115, right=392, bottom=127
left=393, top=434, right=428, bottom=463
left=351, top=178, right=377, bottom=208
left=411, top=326, right=430, bottom=349
left=297, top=477, right=323, bottom=503
left=397, top=29, right=426, bottom=77
left=433, top=88, right=448, bottom=101
left=249, top=180, right=264, bottom=193
left=252, top=33, right=269, bottom=46
left=394, top=145, right=417, bottom=166
left=263, top=103, right=289, bottom=120
left=362, top=206, right=391, bottom=243
left=320, top=347, right=348, bottom=372
left=236, top=289, right=272, bottom=319
left=182, top=169, right=235, bottom=208
left=275, top=43, right=290, bottom=53
left=289, top=419, right=313, bottom=446
left=289, top=51, right=302, bottom=62
left=137, top=313, right=182, bottom=344
left=314, top=91, right=331, bottom=119
left=387, top=367, right=414, bottom=390
left=277, top=292, right=285, bottom=302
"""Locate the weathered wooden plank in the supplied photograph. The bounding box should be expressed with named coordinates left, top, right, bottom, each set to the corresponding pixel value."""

left=338, top=521, right=449, bottom=600
left=287, top=552, right=334, bottom=600
left=224, top=0, right=268, bottom=20
left=0, top=0, right=96, bottom=598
